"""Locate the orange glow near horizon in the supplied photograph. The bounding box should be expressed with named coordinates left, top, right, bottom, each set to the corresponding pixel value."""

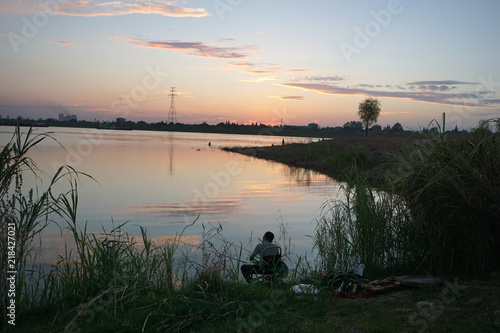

left=1, top=1, right=498, bottom=130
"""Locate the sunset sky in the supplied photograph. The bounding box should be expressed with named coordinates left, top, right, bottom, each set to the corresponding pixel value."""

left=1, top=0, right=499, bottom=129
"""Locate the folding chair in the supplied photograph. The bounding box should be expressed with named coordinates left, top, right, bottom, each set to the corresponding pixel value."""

left=251, top=246, right=288, bottom=285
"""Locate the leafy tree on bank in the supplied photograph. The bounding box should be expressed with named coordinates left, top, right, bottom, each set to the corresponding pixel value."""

left=343, top=120, right=363, bottom=132
left=392, top=122, right=404, bottom=132
left=358, top=98, right=381, bottom=136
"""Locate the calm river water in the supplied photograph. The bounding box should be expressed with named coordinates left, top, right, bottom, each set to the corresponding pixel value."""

left=1, top=126, right=343, bottom=266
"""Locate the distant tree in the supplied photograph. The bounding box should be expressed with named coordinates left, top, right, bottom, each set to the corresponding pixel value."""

left=371, top=124, right=382, bottom=132
left=358, top=98, right=381, bottom=136
left=392, top=122, right=404, bottom=132
left=343, top=120, right=363, bottom=132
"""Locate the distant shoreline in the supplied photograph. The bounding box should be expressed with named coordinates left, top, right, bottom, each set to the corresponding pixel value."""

left=0, top=119, right=410, bottom=139
left=222, top=134, right=421, bottom=182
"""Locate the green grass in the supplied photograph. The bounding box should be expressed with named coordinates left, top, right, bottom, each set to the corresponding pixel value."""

left=314, top=166, right=417, bottom=276
left=2, top=120, right=500, bottom=332
left=389, top=117, right=500, bottom=275
left=314, top=117, right=499, bottom=276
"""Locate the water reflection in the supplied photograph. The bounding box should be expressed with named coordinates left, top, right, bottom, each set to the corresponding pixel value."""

left=127, top=198, right=242, bottom=223
left=282, top=166, right=315, bottom=185
left=168, top=134, right=175, bottom=176
left=279, top=165, right=337, bottom=195
left=1, top=126, right=343, bottom=265
left=134, top=234, right=202, bottom=248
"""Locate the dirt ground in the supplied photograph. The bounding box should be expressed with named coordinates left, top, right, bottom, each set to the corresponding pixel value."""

left=323, top=273, right=500, bottom=332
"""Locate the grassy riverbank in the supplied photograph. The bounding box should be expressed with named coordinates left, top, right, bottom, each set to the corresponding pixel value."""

left=14, top=272, right=500, bottom=332
left=2, top=120, right=500, bottom=332
left=222, top=134, right=421, bottom=182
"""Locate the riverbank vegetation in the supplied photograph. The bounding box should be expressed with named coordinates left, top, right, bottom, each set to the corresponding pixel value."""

left=1, top=115, right=414, bottom=139
left=315, top=117, right=499, bottom=275
left=1, top=119, right=499, bottom=332
left=222, top=133, right=421, bottom=182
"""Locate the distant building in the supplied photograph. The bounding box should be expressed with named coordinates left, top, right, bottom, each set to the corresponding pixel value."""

left=116, top=117, right=126, bottom=124
left=59, top=113, right=77, bottom=121
left=307, top=123, right=319, bottom=130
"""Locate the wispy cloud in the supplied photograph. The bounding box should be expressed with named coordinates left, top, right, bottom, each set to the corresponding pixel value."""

left=46, top=40, right=74, bottom=46
left=240, top=76, right=277, bottom=83
left=407, top=80, right=476, bottom=86
left=481, top=98, right=500, bottom=105
left=122, top=37, right=253, bottom=59
left=281, top=79, right=497, bottom=108
left=244, top=68, right=308, bottom=75
left=229, top=62, right=253, bottom=67
left=302, top=75, right=346, bottom=82
left=245, top=69, right=278, bottom=74
left=27, top=0, right=211, bottom=18
left=269, top=95, right=305, bottom=101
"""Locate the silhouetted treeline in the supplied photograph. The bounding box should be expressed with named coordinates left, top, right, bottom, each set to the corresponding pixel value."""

left=0, top=116, right=448, bottom=138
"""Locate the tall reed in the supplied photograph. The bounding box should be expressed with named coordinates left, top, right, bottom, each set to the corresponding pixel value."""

left=314, top=167, right=416, bottom=276
left=390, top=118, right=500, bottom=275
left=0, top=126, right=82, bottom=329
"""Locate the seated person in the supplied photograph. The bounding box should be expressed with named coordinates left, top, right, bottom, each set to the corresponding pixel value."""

left=241, top=231, right=280, bottom=283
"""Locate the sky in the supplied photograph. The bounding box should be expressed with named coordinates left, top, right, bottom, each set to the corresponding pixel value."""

left=1, top=0, right=499, bottom=130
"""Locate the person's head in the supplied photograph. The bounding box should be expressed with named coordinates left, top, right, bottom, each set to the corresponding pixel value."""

left=263, top=231, right=274, bottom=242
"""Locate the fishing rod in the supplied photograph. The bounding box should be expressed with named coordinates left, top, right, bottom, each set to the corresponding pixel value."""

left=167, top=238, right=249, bottom=263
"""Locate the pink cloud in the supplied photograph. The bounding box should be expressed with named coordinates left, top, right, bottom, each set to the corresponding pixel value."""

left=55, top=0, right=210, bottom=18
left=124, top=38, right=253, bottom=59
left=46, top=40, right=74, bottom=46
left=269, top=95, right=305, bottom=101
left=281, top=81, right=496, bottom=108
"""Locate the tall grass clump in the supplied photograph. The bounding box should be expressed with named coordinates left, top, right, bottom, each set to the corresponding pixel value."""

left=314, top=167, right=417, bottom=276
left=0, top=126, right=79, bottom=328
left=390, top=117, right=500, bottom=275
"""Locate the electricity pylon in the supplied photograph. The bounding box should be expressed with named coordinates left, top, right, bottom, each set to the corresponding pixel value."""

left=167, top=87, right=177, bottom=124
